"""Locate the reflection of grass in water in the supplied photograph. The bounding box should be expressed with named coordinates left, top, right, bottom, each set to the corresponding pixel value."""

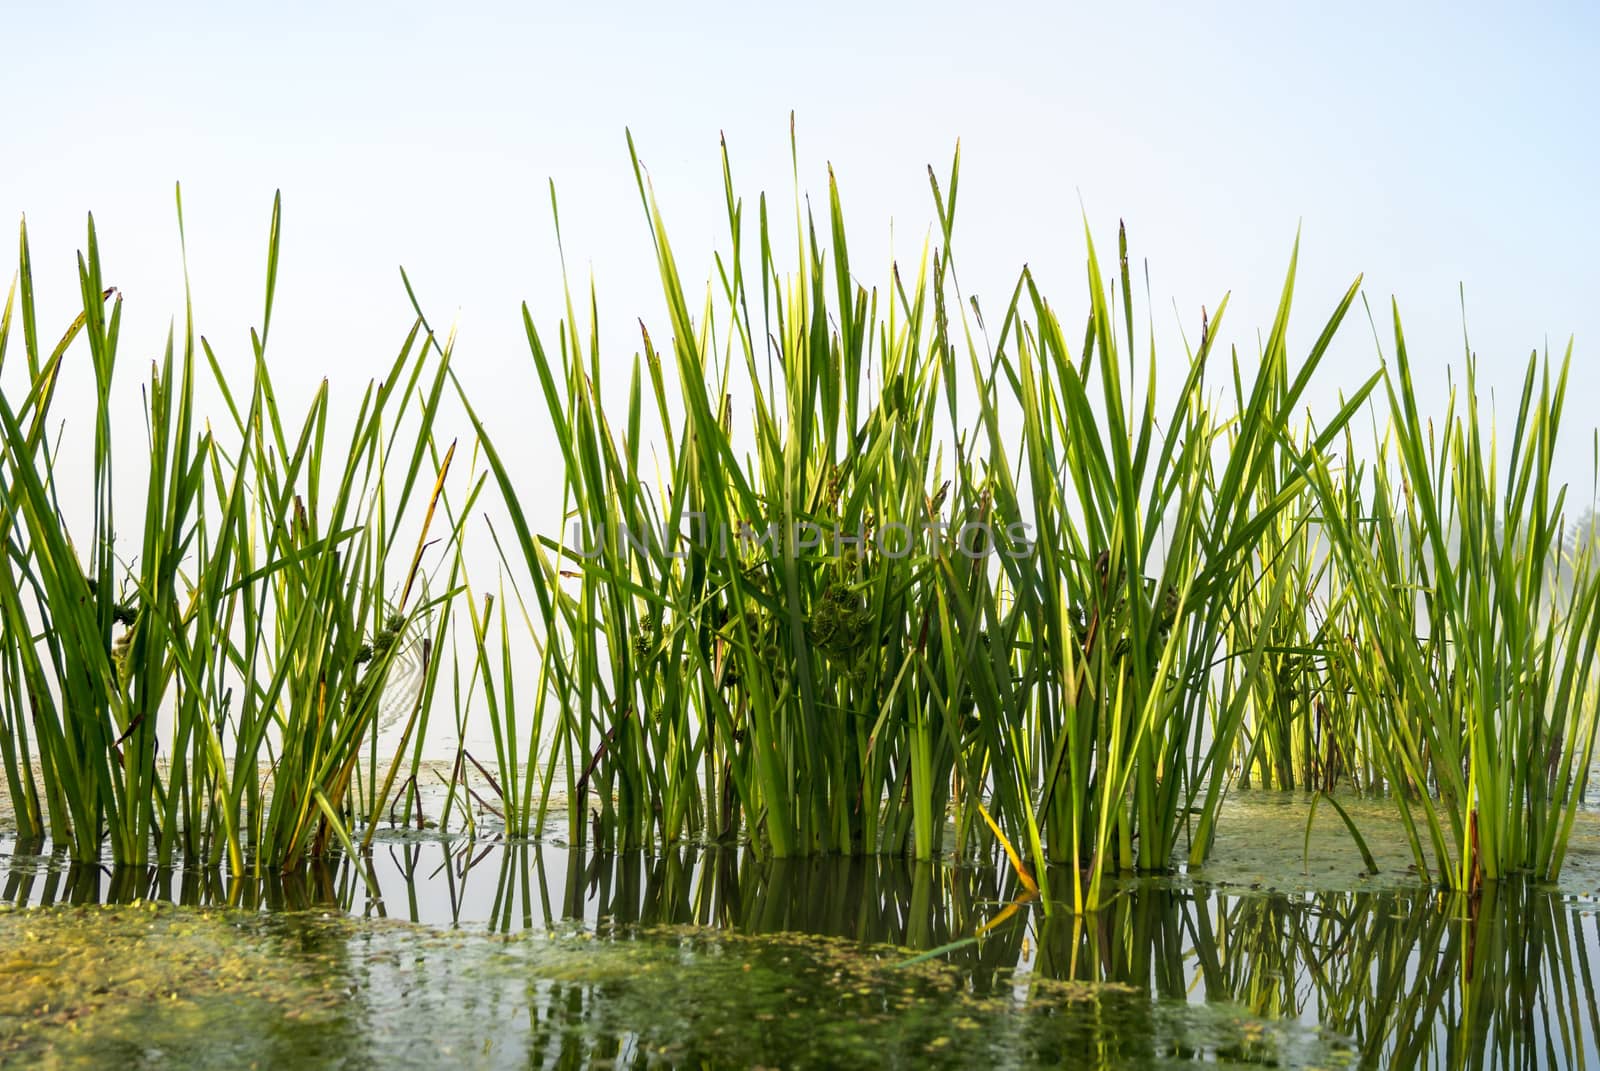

left=15, top=841, right=1590, bottom=1067
left=4, top=835, right=1597, bottom=1067
left=0, top=903, right=1343, bottom=1070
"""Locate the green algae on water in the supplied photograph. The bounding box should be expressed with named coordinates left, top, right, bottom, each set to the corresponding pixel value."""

left=0, top=902, right=1351, bottom=1070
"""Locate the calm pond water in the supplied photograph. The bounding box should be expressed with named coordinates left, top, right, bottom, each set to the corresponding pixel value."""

left=2, top=792, right=1599, bottom=1069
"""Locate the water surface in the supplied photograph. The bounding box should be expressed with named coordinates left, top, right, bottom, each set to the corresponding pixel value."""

left=2, top=792, right=1598, bottom=1069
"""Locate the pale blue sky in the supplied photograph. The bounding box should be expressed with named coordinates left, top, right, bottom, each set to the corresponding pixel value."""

left=5, top=0, right=1599, bottom=504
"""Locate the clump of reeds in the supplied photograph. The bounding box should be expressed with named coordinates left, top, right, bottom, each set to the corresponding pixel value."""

left=0, top=191, right=465, bottom=874
left=470, top=128, right=1397, bottom=910
left=1301, top=311, right=1600, bottom=888
left=4, top=134, right=1596, bottom=913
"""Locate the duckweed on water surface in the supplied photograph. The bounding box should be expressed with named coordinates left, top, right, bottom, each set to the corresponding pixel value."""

left=3, top=792, right=1600, bottom=1068
left=0, top=903, right=361, bottom=1067
left=0, top=900, right=1349, bottom=1070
